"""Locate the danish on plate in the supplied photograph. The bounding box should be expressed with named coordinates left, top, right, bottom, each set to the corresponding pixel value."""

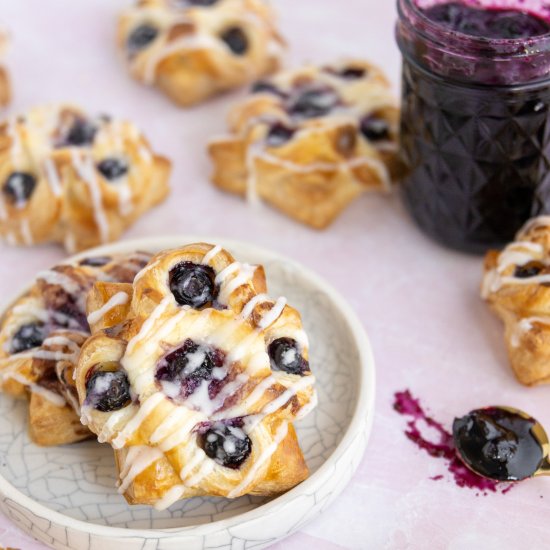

left=0, top=105, right=171, bottom=252
left=208, top=59, right=399, bottom=229
left=76, top=243, right=317, bottom=508
left=482, top=216, right=550, bottom=386
left=0, top=252, right=150, bottom=445
left=118, top=0, right=284, bottom=106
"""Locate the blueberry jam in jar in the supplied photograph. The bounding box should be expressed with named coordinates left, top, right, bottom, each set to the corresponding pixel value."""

left=396, top=0, right=550, bottom=253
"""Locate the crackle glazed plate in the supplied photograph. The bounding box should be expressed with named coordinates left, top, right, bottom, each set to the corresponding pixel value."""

left=0, top=237, right=375, bottom=550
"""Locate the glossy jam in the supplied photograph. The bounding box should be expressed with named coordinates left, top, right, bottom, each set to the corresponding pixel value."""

left=393, top=390, right=514, bottom=493
left=397, top=0, right=550, bottom=253
left=453, top=407, right=544, bottom=481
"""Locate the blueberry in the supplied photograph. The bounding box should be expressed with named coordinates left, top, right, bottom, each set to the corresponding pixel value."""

left=11, top=322, right=46, bottom=354
left=251, top=81, right=283, bottom=96
left=201, top=423, right=252, bottom=469
left=268, top=337, right=309, bottom=375
left=336, top=66, right=366, bottom=80
left=97, top=158, right=129, bottom=181
left=127, top=24, right=159, bottom=53
left=288, top=89, right=340, bottom=119
left=514, top=262, right=544, bottom=278
left=482, top=436, right=518, bottom=463
left=79, top=256, right=112, bottom=267
left=169, top=262, right=216, bottom=308
left=266, top=123, right=295, bottom=148
left=156, top=339, right=225, bottom=399
left=177, top=0, right=219, bottom=5
left=63, top=119, right=97, bottom=147
left=85, top=364, right=131, bottom=412
left=2, top=172, right=37, bottom=204
left=360, top=115, right=390, bottom=142
left=220, top=27, right=248, bottom=55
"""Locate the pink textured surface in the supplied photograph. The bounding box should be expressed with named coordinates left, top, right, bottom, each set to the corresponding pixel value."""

left=0, top=0, right=549, bottom=548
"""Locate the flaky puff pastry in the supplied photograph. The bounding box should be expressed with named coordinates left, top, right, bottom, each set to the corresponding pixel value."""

left=0, top=252, right=151, bottom=445
left=76, top=243, right=317, bottom=509
left=118, top=0, right=284, bottom=107
left=482, top=216, right=550, bottom=386
left=0, top=29, right=10, bottom=108
left=0, top=105, right=171, bottom=252
left=209, top=59, right=399, bottom=229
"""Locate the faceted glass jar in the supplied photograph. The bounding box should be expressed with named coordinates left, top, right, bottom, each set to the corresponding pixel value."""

left=396, top=0, right=550, bottom=253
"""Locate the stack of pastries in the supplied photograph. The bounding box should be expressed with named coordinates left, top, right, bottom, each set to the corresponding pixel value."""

left=0, top=243, right=317, bottom=506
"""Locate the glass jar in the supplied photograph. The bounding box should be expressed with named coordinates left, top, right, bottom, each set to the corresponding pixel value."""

left=396, top=0, right=550, bottom=253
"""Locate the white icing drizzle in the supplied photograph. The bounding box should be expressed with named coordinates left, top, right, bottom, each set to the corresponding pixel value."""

left=118, top=445, right=164, bottom=493
left=87, top=291, right=129, bottom=326
left=37, top=270, right=81, bottom=295
left=43, top=158, right=62, bottom=196
left=19, top=218, right=33, bottom=245
left=126, top=296, right=173, bottom=355
left=153, top=485, right=186, bottom=511
left=70, top=150, right=110, bottom=243
left=4, top=371, right=66, bottom=407
left=239, top=293, right=269, bottom=320
left=511, top=316, right=550, bottom=348
left=257, top=297, right=286, bottom=330
left=227, top=421, right=289, bottom=498
left=112, top=392, right=166, bottom=449
left=201, top=244, right=222, bottom=266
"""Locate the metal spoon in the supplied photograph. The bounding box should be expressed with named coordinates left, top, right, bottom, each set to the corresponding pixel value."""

left=452, top=406, right=550, bottom=482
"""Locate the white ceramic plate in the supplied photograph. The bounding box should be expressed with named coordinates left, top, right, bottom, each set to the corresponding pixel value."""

left=0, top=237, right=375, bottom=550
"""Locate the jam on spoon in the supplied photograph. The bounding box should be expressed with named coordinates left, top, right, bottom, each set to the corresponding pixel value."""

left=453, top=407, right=549, bottom=481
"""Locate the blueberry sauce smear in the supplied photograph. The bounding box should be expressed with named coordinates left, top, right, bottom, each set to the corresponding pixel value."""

left=220, top=27, right=248, bottom=55
left=201, top=420, right=252, bottom=469
left=97, top=158, right=129, bottom=181
left=85, top=365, right=132, bottom=412
left=268, top=337, right=309, bottom=375
left=127, top=24, right=159, bottom=53
left=514, top=261, right=544, bottom=278
left=422, top=3, right=550, bottom=39
left=11, top=322, right=46, bottom=354
left=453, top=408, right=544, bottom=481
left=2, top=172, right=37, bottom=204
left=169, top=262, right=216, bottom=308
left=393, top=390, right=514, bottom=494
left=156, top=339, right=225, bottom=400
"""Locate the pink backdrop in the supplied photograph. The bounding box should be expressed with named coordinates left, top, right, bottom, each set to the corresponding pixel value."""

left=0, top=1, right=548, bottom=548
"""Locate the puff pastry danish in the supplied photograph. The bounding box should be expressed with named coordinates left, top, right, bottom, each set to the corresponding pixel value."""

left=0, top=252, right=151, bottom=445
left=76, top=243, right=317, bottom=508
left=118, top=0, right=284, bottom=106
left=0, top=105, right=171, bottom=252
left=208, top=59, right=399, bottom=229
left=482, top=216, right=550, bottom=386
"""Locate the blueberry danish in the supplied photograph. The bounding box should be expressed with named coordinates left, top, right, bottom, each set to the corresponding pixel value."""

left=77, top=243, right=316, bottom=507
left=118, top=0, right=284, bottom=106
left=482, top=216, right=550, bottom=386
left=0, top=105, right=171, bottom=252
left=0, top=252, right=151, bottom=445
left=209, top=60, right=400, bottom=228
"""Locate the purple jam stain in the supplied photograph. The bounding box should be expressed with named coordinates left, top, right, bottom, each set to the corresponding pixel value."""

left=393, top=390, right=514, bottom=494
